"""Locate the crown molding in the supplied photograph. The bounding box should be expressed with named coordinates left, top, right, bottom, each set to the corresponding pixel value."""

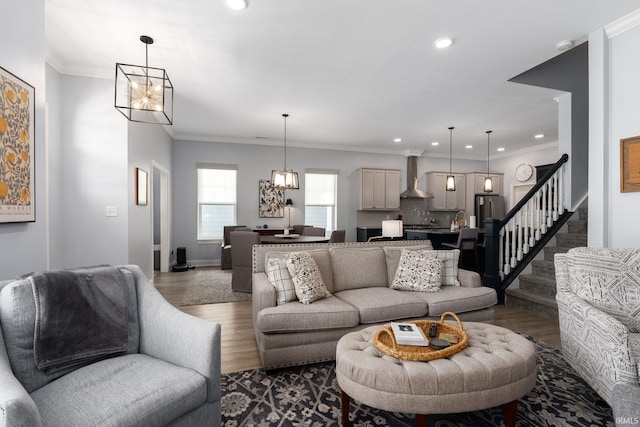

left=605, top=8, right=640, bottom=39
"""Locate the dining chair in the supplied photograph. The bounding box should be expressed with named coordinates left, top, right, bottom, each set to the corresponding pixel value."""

left=230, top=230, right=261, bottom=292
left=442, top=228, right=480, bottom=272
left=302, top=227, right=326, bottom=236
left=292, top=224, right=311, bottom=235
left=221, top=225, right=246, bottom=270
left=328, top=229, right=346, bottom=243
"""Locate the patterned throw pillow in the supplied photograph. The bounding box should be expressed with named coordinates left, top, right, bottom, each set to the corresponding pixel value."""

left=286, top=252, right=332, bottom=304
left=390, top=249, right=444, bottom=292
left=266, top=258, right=297, bottom=305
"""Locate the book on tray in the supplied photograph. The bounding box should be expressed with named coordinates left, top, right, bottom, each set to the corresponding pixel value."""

left=390, top=322, right=429, bottom=346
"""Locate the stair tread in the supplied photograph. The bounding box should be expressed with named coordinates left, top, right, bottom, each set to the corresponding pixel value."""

left=518, top=273, right=556, bottom=286
left=506, top=288, right=558, bottom=307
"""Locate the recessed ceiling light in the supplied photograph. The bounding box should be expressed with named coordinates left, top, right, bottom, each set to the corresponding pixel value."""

left=227, top=0, right=247, bottom=10
left=534, top=134, right=544, bottom=139
left=465, top=145, right=473, bottom=149
left=434, top=38, right=453, bottom=49
left=497, top=147, right=505, bottom=152
left=393, top=138, right=402, bottom=143
left=431, top=141, right=439, bottom=146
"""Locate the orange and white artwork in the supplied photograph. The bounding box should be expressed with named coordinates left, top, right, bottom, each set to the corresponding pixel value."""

left=0, top=67, right=35, bottom=222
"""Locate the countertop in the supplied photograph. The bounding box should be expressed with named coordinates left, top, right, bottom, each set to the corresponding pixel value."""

left=405, top=228, right=484, bottom=235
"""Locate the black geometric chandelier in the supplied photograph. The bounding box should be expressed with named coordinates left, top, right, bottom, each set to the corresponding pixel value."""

left=115, top=35, right=173, bottom=125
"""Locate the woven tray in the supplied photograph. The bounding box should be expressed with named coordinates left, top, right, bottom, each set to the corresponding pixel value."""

left=373, top=312, right=469, bottom=361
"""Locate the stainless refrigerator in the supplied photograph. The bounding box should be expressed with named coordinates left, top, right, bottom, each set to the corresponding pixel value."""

left=474, top=194, right=505, bottom=226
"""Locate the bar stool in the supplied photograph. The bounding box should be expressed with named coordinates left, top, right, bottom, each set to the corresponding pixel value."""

left=442, top=228, right=480, bottom=272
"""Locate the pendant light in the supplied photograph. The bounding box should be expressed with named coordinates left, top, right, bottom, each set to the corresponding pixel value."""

left=115, top=35, right=173, bottom=125
left=484, top=130, right=493, bottom=193
left=271, top=113, right=299, bottom=190
left=446, top=126, right=456, bottom=192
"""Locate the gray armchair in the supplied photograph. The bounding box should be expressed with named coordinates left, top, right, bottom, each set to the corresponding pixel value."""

left=555, top=247, right=640, bottom=425
left=0, top=265, right=221, bottom=427
left=221, top=225, right=246, bottom=270
left=231, top=230, right=261, bottom=292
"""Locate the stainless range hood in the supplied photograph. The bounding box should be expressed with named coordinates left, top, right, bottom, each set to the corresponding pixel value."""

left=400, top=156, right=432, bottom=199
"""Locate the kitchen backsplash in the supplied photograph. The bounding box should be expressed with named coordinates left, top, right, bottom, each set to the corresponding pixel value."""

left=356, top=199, right=462, bottom=227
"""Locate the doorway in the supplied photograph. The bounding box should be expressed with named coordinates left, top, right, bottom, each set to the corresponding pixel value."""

left=152, top=161, right=170, bottom=273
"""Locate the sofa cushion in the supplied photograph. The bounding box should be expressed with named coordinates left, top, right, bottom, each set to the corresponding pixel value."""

left=383, top=244, right=434, bottom=285
left=405, top=285, right=497, bottom=316
left=330, top=247, right=388, bottom=291
left=30, top=353, right=206, bottom=427
left=385, top=247, right=460, bottom=286
left=566, top=247, right=640, bottom=332
left=334, top=288, right=427, bottom=323
left=256, top=296, right=360, bottom=333
left=0, top=268, right=139, bottom=393
left=286, top=252, right=332, bottom=304
left=266, top=258, right=297, bottom=305
left=265, top=249, right=334, bottom=293
left=390, top=249, right=443, bottom=292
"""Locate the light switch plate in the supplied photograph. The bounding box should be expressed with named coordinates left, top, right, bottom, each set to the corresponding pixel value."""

left=106, top=206, right=118, bottom=217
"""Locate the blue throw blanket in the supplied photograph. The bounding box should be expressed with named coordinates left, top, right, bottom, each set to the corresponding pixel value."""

left=30, top=266, right=129, bottom=373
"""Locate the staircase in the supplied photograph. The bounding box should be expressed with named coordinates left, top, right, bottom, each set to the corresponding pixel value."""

left=504, top=203, right=588, bottom=320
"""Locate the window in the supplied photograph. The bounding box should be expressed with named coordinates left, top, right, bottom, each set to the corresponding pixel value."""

left=305, top=170, right=338, bottom=233
left=197, top=164, right=237, bottom=240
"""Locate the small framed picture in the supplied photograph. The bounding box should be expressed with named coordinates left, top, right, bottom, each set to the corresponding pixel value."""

left=136, top=168, right=148, bottom=205
left=620, top=136, right=640, bottom=193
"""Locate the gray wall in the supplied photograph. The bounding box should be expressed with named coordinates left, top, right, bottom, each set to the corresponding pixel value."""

left=0, top=0, right=47, bottom=279
left=601, top=23, right=640, bottom=248
left=171, top=139, right=496, bottom=264
left=127, top=122, right=172, bottom=277
left=52, top=73, right=129, bottom=268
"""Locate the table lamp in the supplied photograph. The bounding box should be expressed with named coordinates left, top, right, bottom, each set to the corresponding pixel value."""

left=285, top=198, right=293, bottom=229
left=382, top=220, right=403, bottom=239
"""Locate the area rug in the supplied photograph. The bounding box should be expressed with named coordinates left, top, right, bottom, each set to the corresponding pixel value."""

left=221, top=337, right=614, bottom=426
left=181, top=270, right=251, bottom=305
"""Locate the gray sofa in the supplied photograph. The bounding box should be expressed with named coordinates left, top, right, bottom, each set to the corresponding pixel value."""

left=252, top=240, right=497, bottom=369
left=0, top=265, right=221, bottom=427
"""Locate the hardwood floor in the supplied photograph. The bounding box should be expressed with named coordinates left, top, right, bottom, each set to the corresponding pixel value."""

left=153, top=267, right=561, bottom=374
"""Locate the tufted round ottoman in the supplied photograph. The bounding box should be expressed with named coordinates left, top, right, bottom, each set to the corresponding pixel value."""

left=336, top=322, right=537, bottom=427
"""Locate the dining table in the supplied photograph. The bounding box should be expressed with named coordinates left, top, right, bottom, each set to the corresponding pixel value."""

left=259, top=234, right=330, bottom=244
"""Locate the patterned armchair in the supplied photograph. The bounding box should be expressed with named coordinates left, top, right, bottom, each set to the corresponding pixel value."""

left=555, top=247, right=640, bottom=423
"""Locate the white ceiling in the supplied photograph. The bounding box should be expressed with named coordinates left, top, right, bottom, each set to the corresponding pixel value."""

left=45, top=0, right=640, bottom=159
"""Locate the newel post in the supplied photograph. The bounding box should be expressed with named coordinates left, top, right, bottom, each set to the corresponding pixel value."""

left=483, top=218, right=504, bottom=304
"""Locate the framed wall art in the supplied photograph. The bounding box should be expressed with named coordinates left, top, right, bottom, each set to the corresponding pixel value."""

left=136, top=168, right=148, bottom=205
left=258, top=179, right=284, bottom=218
left=0, top=66, right=35, bottom=223
left=620, top=136, right=640, bottom=193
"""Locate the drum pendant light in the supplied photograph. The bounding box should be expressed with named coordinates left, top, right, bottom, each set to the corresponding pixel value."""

left=271, top=114, right=299, bottom=190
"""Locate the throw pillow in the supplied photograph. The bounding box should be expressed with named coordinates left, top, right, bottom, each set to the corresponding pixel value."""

left=286, top=252, right=332, bottom=304
left=266, top=258, right=297, bottom=305
left=429, top=249, right=461, bottom=286
left=383, top=244, right=434, bottom=285
left=390, top=249, right=443, bottom=292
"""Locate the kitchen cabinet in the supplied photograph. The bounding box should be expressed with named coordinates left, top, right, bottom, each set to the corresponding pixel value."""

left=357, top=168, right=400, bottom=210
left=425, top=172, right=466, bottom=211
left=465, top=172, right=503, bottom=216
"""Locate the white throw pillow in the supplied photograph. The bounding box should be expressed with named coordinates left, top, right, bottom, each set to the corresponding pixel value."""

left=266, top=258, right=297, bottom=305
left=286, top=252, right=332, bottom=304
left=391, top=249, right=443, bottom=292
